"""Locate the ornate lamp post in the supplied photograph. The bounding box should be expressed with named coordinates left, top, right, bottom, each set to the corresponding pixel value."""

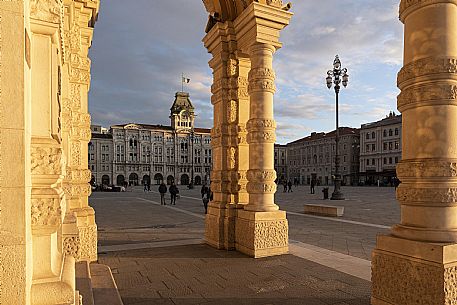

left=326, top=55, right=349, bottom=200
left=189, top=129, right=195, bottom=189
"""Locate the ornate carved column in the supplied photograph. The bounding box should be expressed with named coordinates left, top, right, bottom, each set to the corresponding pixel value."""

left=62, top=0, right=99, bottom=263
left=203, top=22, right=234, bottom=249
left=372, top=1, right=457, bottom=304
left=234, top=2, right=292, bottom=258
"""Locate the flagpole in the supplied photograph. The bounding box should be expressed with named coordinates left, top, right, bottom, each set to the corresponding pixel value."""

left=181, top=72, right=184, bottom=92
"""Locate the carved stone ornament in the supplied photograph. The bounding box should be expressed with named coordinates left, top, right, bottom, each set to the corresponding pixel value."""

left=246, top=181, right=277, bottom=194
left=248, top=67, right=276, bottom=81
left=372, top=250, right=448, bottom=305
left=399, top=0, right=457, bottom=21
left=30, top=0, right=62, bottom=24
left=227, top=58, right=238, bottom=77
left=63, top=236, right=81, bottom=259
left=247, top=169, right=277, bottom=182
left=31, top=198, right=62, bottom=227
left=79, top=225, right=97, bottom=261
left=266, top=0, right=284, bottom=7
left=247, top=131, right=276, bottom=143
left=248, top=80, right=276, bottom=93
left=397, top=160, right=457, bottom=178
left=72, top=143, right=81, bottom=167
left=254, top=220, right=288, bottom=249
left=397, top=186, right=457, bottom=205
left=31, top=147, right=62, bottom=175
left=227, top=100, right=237, bottom=123
left=397, top=83, right=457, bottom=111
left=247, top=119, right=276, bottom=130
left=398, top=56, right=457, bottom=87
left=228, top=147, right=236, bottom=169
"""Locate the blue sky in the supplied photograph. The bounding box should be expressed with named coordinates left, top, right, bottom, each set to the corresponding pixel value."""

left=88, top=0, right=403, bottom=144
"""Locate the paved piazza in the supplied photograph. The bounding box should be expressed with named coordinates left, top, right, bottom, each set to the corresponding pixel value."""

left=91, top=186, right=398, bottom=304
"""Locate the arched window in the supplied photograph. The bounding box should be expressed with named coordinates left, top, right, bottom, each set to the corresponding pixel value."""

left=383, top=130, right=387, bottom=137
left=371, top=132, right=375, bottom=139
left=389, top=129, right=393, bottom=136
left=395, top=128, right=399, bottom=136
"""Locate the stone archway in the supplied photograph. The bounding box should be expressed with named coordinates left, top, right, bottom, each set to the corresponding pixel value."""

left=117, top=175, right=125, bottom=186
left=167, top=175, right=174, bottom=185
left=195, top=175, right=202, bottom=185
left=129, top=173, right=139, bottom=186
left=154, top=173, right=164, bottom=185
left=142, top=175, right=151, bottom=185
left=180, top=174, right=190, bottom=185
left=102, top=175, right=110, bottom=186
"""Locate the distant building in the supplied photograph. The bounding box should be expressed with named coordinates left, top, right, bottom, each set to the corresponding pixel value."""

left=89, top=92, right=212, bottom=186
left=359, top=112, right=402, bottom=185
left=286, top=128, right=360, bottom=186
left=274, top=144, right=288, bottom=182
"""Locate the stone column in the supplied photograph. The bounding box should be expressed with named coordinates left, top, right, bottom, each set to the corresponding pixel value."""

left=372, top=1, right=457, bottom=304
left=234, top=2, right=292, bottom=258
left=203, top=22, right=234, bottom=249
left=62, top=0, right=99, bottom=263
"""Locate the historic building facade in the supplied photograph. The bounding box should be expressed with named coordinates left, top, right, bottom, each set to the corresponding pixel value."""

left=274, top=144, right=288, bottom=182
left=89, top=92, right=212, bottom=187
left=359, top=112, right=402, bottom=185
left=286, top=128, right=360, bottom=186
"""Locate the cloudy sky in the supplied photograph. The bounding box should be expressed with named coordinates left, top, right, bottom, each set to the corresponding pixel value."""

left=88, top=0, right=403, bottom=144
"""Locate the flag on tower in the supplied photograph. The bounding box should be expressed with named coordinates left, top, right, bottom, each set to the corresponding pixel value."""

left=182, top=77, right=190, bottom=83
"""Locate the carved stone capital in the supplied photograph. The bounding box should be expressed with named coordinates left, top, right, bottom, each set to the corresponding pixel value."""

left=31, top=198, right=62, bottom=228
left=399, top=0, right=457, bottom=22
left=31, top=146, right=63, bottom=176
left=31, top=0, right=63, bottom=24
left=397, top=83, right=457, bottom=111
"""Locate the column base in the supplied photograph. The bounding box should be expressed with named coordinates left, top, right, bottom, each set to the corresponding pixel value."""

left=235, top=210, right=288, bottom=258
left=372, top=234, right=457, bottom=305
left=205, top=203, right=226, bottom=249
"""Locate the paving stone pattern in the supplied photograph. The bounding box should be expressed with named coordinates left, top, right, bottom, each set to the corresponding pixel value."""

left=99, top=244, right=371, bottom=305
left=90, top=186, right=397, bottom=304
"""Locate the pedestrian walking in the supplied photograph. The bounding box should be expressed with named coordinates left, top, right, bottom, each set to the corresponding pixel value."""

left=310, top=179, right=315, bottom=194
left=147, top=182, right=151, bottom=192
left=287, top=180, right=293, bottom=192
left=159, top=182, right=167, bottom=205
left=201, top=184, right=209, bottom=198
left=143, top=183, right=148, bottom=192
left=169, top=183, right=179, bottom=205
left=283, top=180, right=287, bottom=192
left=202, top=190, right=210, bottom=214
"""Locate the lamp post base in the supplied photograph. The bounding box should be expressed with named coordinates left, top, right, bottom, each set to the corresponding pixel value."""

left=331, top=176, right=345, bottom=200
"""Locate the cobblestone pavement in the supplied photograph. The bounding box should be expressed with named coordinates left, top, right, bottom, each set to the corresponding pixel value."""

left=91, top=186, right=397, bottom=304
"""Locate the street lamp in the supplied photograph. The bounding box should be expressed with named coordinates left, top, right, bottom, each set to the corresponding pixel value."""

left=326, top=55, right=349, bottom=200
left=189, top=129, right=195, bottom=189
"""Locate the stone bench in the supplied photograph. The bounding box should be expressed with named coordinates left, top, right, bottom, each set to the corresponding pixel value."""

left=304, top=204, right=344, bottom=217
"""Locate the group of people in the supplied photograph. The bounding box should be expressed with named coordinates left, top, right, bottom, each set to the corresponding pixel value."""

left=158, top=182, right=179, bottom=205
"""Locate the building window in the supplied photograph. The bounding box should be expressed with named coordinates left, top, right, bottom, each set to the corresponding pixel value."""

left=366, top=133, right=369, bottom=140
left=366, top=159, right=369, bottom=165
left=371, top=132, right=375, bottom=139
left=366, top=145, right=370, bottom=152
left=371, top=144, right=375, bottom=151
left=383, top=143, right=387, bottom=150
left=389, top=157, right=393, bottom=164
left=372, top=159, right=375, bottom=165
left=395, top=141, right=399, bottom=150
left=389, top=129, right=393, bottom=136
left=384, top=157, right=387, bottom=164
left=395, top=157, right=399, bottom=163
left=389, top=142, right=393, bottom=150
left=383, top=130, right=387, bottom=137
left=395, top=128, right=399, bottom=136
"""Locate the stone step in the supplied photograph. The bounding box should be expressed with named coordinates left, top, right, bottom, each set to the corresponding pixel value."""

left=90, top=263, right=124, bottom=305
left=76, top=261, right=95, bottom=305
left=304, top=204, right=344, bottom=217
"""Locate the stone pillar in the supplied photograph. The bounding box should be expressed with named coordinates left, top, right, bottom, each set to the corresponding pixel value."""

left=203, top=22, right=234, bottom=249
left=234, top=2, right=292, bottom=258
left=372, top=1, right=457, bottom=304
left=62, top=0, right=99, bottom=263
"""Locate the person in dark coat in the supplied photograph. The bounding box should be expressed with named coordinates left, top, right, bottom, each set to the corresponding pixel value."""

left=310, top=179, right=316, bottom=194
left=287, top=180, right=293, bottom=192
left=283, top=180, right=287, bottom=192
left=201, top=184, right=209, bottom=198
left=169, top=183, right=179, bottom=205
left=159, top=182, right=167, bottom=205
